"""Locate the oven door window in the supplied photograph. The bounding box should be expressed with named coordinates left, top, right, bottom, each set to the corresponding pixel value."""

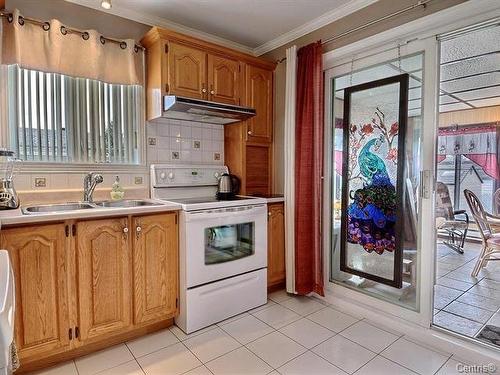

left=205, top=222, right=255, bottom=265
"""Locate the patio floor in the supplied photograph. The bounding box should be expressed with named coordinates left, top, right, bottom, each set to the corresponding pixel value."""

left=434, top=241, right=500, bottom=347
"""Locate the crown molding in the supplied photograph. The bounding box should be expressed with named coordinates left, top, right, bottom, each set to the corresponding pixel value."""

left=65, top=0, right=376, bottom=57
left=64, top=0, right=255, bottom=54
left=252, top=0, right=378, bottom=56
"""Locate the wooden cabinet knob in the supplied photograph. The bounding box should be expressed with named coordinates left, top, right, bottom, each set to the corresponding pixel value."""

left=247, top=130, right=253, bottom=135
left=123, top=227, right=129, bottom=233
left=202, top=88, right=207, bottom=93
left=210, top=90, right=215, bottom=95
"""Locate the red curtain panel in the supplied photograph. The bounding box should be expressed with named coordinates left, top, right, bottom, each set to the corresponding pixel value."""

left=294, top=41, right=325, bottom=296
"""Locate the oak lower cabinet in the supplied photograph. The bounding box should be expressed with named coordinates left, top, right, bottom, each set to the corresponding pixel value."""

left=0, top=211, right=179, bottom=372
left=267, top=203, right=285, bottom=289
left=76, top=218, right=132, bottom=344
left=132, top=214, right=178, bottom=325
left=0, top=224, right=71, bottom=360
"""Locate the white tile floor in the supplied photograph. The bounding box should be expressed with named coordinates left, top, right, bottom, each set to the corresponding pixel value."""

left=434, top=241, right=500, bottom=341
left=30, top=289, right=483, bottom=375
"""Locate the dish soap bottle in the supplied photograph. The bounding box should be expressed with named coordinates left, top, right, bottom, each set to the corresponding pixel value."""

left=110, top=176, right=125, bottom=200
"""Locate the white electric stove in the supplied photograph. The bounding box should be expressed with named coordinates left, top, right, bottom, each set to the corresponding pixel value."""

left=151, top=164, right=268, bottom=333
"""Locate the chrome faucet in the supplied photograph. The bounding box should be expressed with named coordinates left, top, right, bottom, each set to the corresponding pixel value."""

left=83, top=172, right=104, bottom=203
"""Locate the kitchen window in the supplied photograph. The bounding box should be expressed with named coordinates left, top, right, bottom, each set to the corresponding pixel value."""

left=5, top=64, right=143, bottom=165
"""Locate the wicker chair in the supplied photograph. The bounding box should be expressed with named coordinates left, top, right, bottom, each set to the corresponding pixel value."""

left=435, top=182, right=469, bottom=254
left=494, top=188, right=500, bottom=216
left=464, top=189, right=500, bottom=277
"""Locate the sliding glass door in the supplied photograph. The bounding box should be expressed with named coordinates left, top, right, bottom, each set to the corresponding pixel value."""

left=324, top=37, right=438, bottom=325
left=432, top=19, right=500, bottom=348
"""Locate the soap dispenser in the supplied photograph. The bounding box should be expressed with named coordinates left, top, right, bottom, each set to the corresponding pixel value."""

left=110, top=176, right=125, bottom=200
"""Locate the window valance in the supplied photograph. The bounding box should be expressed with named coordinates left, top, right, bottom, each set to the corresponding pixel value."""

left=1, top=9, right=144, bottom=86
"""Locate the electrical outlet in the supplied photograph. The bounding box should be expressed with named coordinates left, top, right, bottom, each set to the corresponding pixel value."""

left=34, top=177, right=46, bottom=188
left=134, top=176, right=143, bottom=185
left=171, top=151, right=180, bottom=160
left=193, top=140, right=201, bottom=149
left=148, top=137, right=157, bottom=146
left=214, top=153, right=221, bottom=161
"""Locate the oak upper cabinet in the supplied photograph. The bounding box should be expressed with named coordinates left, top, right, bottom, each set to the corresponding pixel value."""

left=167, top=42, right=207, bottom=99
left=245, top=65, right=273, bottom=143
left=207, top=54, right=241, bottom=105
left=76, top=217, right=132, bottom=344
left=1, top=224, right=70, bottom=359
left=141, top=27, right=276, bottom=121
left=267, top=203, right=285, bottom=288
left=132, top=213, right=179, bottom=325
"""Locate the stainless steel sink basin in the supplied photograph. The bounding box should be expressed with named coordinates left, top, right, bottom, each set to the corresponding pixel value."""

left=93, top=199, right=162, bottom=208
left=22, top=202, right=95, bottom=214
left=21, top=199, right=163, bottom=215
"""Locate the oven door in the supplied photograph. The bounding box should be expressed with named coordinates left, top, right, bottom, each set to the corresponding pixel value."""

left=183, top=204, right=267, bottom=288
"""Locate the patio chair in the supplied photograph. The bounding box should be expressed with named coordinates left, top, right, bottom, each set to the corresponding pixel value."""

left=464, top=189, right=500, bottom=277
left=435, top=182, right=469, bottom=254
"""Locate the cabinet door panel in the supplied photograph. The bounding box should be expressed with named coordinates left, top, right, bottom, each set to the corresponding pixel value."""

left=76, top=218, right=131, bottom=343
left=167, top=42, right=207, bottom=99
left=133, top=213, right=178, bottom=325
left=208, top=54, right=240, bottom=105
left=246, top=65, right=273, bottom=143
left=245, top=144, right=271, bottom=196
left=1, top=224, right=70, bottom=359
left=267, top=203, right=285, bottom=286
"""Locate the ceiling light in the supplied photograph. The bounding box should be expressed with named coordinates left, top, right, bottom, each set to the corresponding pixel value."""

left=101, top=0, right=112, bottom=9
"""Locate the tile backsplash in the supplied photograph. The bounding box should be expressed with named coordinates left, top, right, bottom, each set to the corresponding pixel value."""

left=147, top=118, right=224, bottom=165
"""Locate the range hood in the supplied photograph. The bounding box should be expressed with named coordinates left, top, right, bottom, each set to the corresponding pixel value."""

left=162, top=96, right=256, bottom=125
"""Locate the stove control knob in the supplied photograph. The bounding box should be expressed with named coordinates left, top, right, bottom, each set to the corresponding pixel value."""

left=159, top=172, right=166, bottom=180
left=167, top=172, right=175, bottom=180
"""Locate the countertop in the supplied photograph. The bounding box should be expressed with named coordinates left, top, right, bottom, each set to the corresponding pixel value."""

left=0, top=199, right=181, bottom=226
left=258, top=195, right=285, bottom=204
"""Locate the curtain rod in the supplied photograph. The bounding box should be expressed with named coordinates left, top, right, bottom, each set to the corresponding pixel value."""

left=276, top=0, right=432, bottom=63
left=0, top=9, right=145, bottom=52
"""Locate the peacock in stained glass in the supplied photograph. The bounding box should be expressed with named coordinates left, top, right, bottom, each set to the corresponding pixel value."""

left=346, top=109, right=399, bottom=255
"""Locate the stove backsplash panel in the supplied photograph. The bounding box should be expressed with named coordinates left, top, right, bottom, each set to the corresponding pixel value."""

left=147, top=118, right=224, bottom=165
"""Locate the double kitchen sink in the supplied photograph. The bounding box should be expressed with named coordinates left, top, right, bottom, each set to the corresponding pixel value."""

left=22, top=199, right=163, bottom=215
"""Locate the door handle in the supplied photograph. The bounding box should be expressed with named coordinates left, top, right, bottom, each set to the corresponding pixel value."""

left=420, top=170, right=432, bottom=199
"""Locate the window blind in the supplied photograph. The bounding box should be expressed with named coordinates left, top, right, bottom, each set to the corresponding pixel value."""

left=6, top=65, right=142, bottom=164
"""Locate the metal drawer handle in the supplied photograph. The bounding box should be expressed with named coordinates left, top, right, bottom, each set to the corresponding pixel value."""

left=123, top=227, right=129, bottom=233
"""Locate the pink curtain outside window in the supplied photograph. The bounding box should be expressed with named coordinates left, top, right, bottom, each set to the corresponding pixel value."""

left=294, top=41, right=324, bottom=296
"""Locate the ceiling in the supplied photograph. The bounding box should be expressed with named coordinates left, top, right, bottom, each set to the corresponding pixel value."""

left=334, top=23, right=500, bottom=116
left=66, top=0, right=377, bottom=54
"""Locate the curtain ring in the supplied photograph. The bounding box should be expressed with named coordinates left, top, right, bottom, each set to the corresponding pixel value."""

left=100, top=36, right=106, bottom=45
left=82, top=32, right=90, bottom=40
left=42, top=22, right=50, bottom=31
left=119, top=41, right=127, bottom=50
left=60, top=25, right=68, bottom=35
left=17, top=15, right=25, bottom=26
